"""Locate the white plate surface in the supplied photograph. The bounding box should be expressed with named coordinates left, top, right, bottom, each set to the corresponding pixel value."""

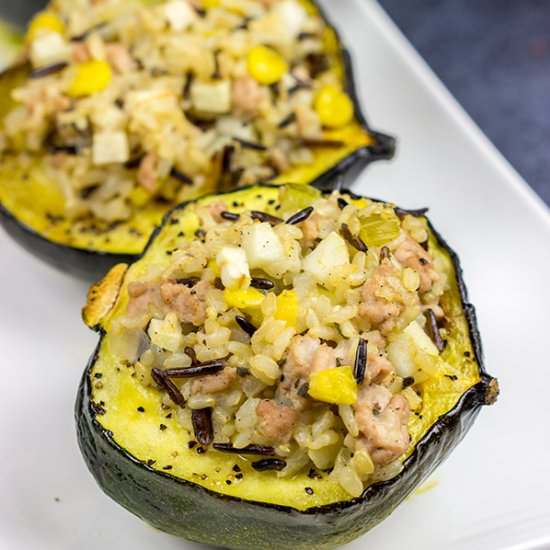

left=1, top=1, right=549, bottom=549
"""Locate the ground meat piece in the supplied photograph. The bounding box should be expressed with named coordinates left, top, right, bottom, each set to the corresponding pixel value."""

left=256, top=399, right=297, bottom=443
left=192, top=367, right=236, bottom=394
left=300, top=212, right=322, bottom=247
left=311, top=343, right=336, bottom=374
left=355, top=385, right=410, bottom=466
left=359, top=261, right=411, bottom=334
left=365, top=352, right=394, bottom=385
left=160, top=279, right=210, bottom=326
left=126, top=281, right=166, bottom=319
left=363, top=330, right=386, bottom=350
left=394, top=235, right=439, bottom=293
left=72, top=42, right=90, bottom=63
left=201, top=200, right=227, bottom=224
left=232, top=76, right=263, bottom=118
left=106, top=43, right=136, bottom=74
left=277, top=336, right=335, bottom=410
left=269, top=148, right=290, bottom=173
left=283, top=335, right=319, bottom=379
left=137, top=153, right=158, bottom=192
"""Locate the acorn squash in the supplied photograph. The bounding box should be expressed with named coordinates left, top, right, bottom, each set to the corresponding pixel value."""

left=0, top=0, right=394, bottom=280
left=76, top=184, right=497, bottom=550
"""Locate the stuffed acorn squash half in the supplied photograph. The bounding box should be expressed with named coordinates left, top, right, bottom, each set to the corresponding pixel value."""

left=77, top=184, right=498, bottom=550
left=0, top=0, right=394, bottom=279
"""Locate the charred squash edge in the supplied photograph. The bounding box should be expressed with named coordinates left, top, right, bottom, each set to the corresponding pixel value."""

left=0, top=2, right=395, bottom=281
left=75, top=183, right=497, bottom=550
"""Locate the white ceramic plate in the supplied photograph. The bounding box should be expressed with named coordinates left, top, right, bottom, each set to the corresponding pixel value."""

left=1, top=1, right=549, bottom=549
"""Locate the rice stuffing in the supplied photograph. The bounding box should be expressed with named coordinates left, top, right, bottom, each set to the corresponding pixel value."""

left=2, top=0, right=359, bottom=224
left=108, top=186, right=453, bottom=497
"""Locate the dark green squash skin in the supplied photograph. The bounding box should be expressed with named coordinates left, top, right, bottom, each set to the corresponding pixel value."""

left=0, top=202, right=135, bottom=279
left=0, top=2, right=395, bottom=280
left=75, top=185, right=497, bottom=550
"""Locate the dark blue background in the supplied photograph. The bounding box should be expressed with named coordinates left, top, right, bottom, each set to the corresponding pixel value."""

left=379, top=0, right=550, bottom=206
left=2, top=0, right=549, bottom=206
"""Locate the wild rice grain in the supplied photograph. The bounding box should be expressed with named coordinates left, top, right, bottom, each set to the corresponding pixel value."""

left=30, top=62, right=68, bottom=79
left=251, top=459, right=287, bottom=471
left=151, top=368, right=186, bottom=407
left=234, top=138, right=267, bottom=152
left=220, top=211, right=240, bottom=221
left=170, top=168, right=193, bottom=185
left=394, top=206, right=429, bottom=219
left=353, top=338, right=368, bottom=384
left=425, top=308, right=446, bottom=352
left=250, top=211, right=283, bottom=225
left=286, top=206, right=314, bottom=225
left=235, top=315, right=257, bottom=337
left=213, top=443, right=275, bottom=456
left=192, top=408, right=214, bottom=446
left=250, top=277, right=274, bottom=290
left=164, top=363, right=224, bottom=378
left=340, top=223, right=368, bottom=252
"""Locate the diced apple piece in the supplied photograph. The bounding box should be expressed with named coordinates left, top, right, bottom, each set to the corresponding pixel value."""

left=242, top=222, right=285, bottom=270
left=217, top=246, right=250, bottom=289
left=303, top=232, right=349, bottom=283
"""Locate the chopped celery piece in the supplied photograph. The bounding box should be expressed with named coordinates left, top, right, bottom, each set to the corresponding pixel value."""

left=279, top=183, right=321, bottom=213
left=359, top=211, right=400, bottom=246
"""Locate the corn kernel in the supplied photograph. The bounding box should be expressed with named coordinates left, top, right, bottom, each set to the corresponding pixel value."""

left=274, top=289, right=298, bottom=326
left=224, top=287, right=264, bottom=310
left=207, top=258, right=220, bottom=277
left=308, top=366, right=358, bottom=405
left=314, top=85, right=354, bottom=128
left=202, top=0, right=219, bottom=7
left=402, top=386, right=423, bottom=411
left=247, top=45, right=288, bottom=85
left=67, top=60, right=112, bottom=98
left=27, top=11, right=65, bottom=42
left=128, top=187, right=152, bottom=207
